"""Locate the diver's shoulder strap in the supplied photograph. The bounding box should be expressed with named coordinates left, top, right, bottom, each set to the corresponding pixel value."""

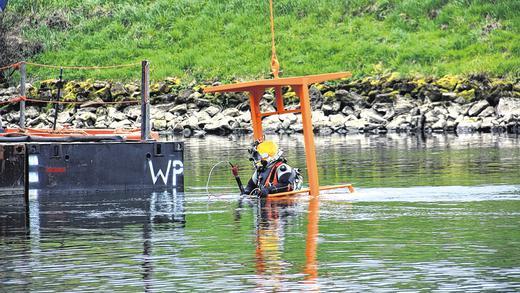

left=265, top=161, right=284, bottom=186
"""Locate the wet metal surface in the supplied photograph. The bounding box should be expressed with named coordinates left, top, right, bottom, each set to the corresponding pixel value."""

left=0, top=144, right=25, bottom=194
left=1, top=133, right=519, bottom=291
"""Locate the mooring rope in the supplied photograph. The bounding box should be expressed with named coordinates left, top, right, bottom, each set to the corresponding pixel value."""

left=0, top=62, right=20, bottom=71
left=1, top=61, right=140, bottom=71
left=0, top=96, right=26, bottom=106
left=23, top=97, right=140, bottom=105
left=24, top=62, right=141, bottom=70
left=0, top=96, right=139, bottom=106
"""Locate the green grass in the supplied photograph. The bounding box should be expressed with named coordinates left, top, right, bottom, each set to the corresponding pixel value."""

left=4, top=0, right=520, bottom=81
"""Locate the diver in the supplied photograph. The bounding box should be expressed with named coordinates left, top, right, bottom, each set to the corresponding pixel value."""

left=243, top=139, right=303, bottom=197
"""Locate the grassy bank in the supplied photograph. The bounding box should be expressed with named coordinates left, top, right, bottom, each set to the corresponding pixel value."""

left=2, top=0, right=519, bottom=81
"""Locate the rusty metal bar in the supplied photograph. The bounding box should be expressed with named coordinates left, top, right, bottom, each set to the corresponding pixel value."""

left=141, top=60, right=151, bottom=141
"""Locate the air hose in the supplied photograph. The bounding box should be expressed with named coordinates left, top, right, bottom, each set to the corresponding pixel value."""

left=205, top=161, right=247, bottom=197
left=205, top=160, right=231, bottom=197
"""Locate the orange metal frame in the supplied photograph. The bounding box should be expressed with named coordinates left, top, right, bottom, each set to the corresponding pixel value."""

left=205, top=72, right=353, bottom=196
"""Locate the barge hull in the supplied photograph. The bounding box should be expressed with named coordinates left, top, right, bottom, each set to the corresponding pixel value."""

left=0, top=141, right=184, bottom=194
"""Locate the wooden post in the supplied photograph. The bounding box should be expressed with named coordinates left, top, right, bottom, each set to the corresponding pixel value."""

left=249, top=88, right=264, bottom=140
left=294, top=85, right=319, bottom=196
left=19, top=62, right=26, bottom=129
left=141, top=60, right=150, bottom=141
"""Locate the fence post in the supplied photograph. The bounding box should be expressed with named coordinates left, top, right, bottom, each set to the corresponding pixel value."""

left=141, top=60, right=150, bottom=141
left=19, top=62, right=26, bottom=129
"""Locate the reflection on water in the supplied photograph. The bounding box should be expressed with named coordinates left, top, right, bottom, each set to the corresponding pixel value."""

left=26, top=189, right=185, bottom=231
left=1, top=133, right=520, bottom=291
left=0, top=190, right=186, bottom=291
left=255, top=197, right=298, bottom=289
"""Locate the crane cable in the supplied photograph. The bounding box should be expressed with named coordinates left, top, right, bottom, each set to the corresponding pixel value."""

left=269, top=0, right=280, bottom=78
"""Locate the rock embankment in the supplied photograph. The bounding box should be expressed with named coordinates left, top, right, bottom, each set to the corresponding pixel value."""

left=0, top=74, right=519, bottom=136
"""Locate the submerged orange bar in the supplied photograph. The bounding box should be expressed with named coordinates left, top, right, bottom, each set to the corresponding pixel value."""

left=267, top=184, right=355, bottom=198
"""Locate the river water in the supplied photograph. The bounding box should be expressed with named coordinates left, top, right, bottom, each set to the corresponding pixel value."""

left=1, top=133, right=519, bottom=291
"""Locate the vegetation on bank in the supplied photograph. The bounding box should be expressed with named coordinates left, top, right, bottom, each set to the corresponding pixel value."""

left=1, top=0, right=519, bottom=81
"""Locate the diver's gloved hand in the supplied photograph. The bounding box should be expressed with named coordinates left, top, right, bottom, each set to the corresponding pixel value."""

left=259, top=186, right=270, bottom=197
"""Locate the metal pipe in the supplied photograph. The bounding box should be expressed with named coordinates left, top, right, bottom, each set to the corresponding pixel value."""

left=52, top=68, right=63, bottom=130
left=141, top=60, right=150, bottom=141
left=19, top=62, right=26, bottom=129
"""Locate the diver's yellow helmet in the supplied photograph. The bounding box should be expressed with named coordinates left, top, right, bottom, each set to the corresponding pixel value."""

left=256, top=140, right=279, bottom=161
